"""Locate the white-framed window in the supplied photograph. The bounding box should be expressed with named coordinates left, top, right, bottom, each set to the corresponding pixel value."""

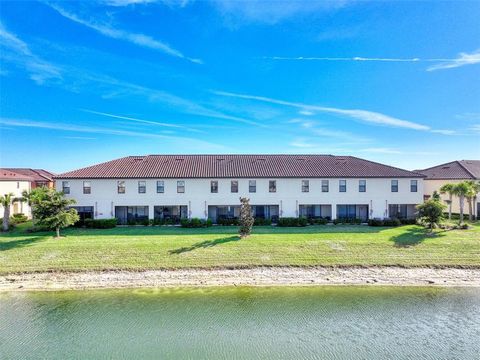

left=156, top=180, right=164, bottom=193
left=62, top=181, right=70, bottom=194
left=359, top=180, right=366, bottom=192
left=117, top=181, right=125, bottom=194
left=302, top=180, right=309, bottom=192
left=391, top=180, right=398, bottom=192
left=211, top=180, right=218, bottom=193
left=231, top=180, right=238, bottom=193
left=339, top=180, right=347, bottom=192
left=138, top=181, right=146, bottom=194
left=322, top=180, right=329, bottom=192
left=410, top=180, right=418, bottom=192
left=249, top=180, right=256, bottom=193
left=177, top=181, right=185, bottom=193
left=83, top=181, right=91, bottom=194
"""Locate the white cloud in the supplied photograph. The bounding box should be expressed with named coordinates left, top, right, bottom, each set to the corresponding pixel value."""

left=430, top=129, right=457, bottom=136
left=0, top=22, right=62, bottom=84
left=469, top=124, right=480, bottom=133
left=267, top=56, right=422, bottom=62
left=46, top=2, right=202, bottom=63
left=427, top=49, right=480, bottom=71
left=299, top=110, right=314, bottom=116
left=214, top=90, right=430, bottom=131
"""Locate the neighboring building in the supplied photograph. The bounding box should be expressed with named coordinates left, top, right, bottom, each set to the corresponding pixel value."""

left=417, top=160, right=480, bottom=217
left=3, top=168, right=55, bottom=189
left=0, top=169, right=33, bottom=219
left=54, top=155, right=424, bottom=224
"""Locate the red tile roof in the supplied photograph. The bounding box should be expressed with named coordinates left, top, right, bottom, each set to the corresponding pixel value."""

left=55, top=155, right=424, bottom=179
left=3, top=168, right=55, bottom=182
left=0, top=169, right=35, bottom=181
left=417, top=160, right=480, bottom=180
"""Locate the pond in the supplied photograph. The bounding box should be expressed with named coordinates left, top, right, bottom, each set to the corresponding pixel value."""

left=1, top=287, right=479, bottom=359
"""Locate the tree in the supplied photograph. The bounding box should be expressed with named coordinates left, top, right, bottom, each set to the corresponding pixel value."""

left=21, top=187, right=49, bottom=226
left=239, top=197, right=254, bottom=238
left=439, top=183, right=455, bottom=220
left=416, top=199, right=446, bottom=232
left=0, top=193, right=22, bottom=232
left=32, top=189, right=79, bottom=237
left=452, top=182, right=470, bottom=225
left=464, top=180, right=480, bottom=221
left=431, top=191, right=441, bottom=201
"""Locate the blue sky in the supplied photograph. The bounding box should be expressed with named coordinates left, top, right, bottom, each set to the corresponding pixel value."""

left=0, top=0, right=479, bottom=173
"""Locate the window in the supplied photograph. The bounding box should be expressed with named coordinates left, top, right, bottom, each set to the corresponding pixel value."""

left=117, top=181, right=125, bottom=194
left=269, top=180, right=276, bottom=193
left=410, top=180, right=418, bottom=192
left=249, top=180, right=256, bottom=193
left=211, top=180, right=218, bottom=193
left=62, top=181, right=70, bottom=194
left=156, top=181, right=164, bottom=193
left=339, top=180, right=347, bottom=192
left=177, top=181, right=185, bottom=193
left=138, top=181, right=146, bottom=194
left=389, top=204, right=408, bottom=219
left=322, top=180, right=329, bottom=192
left=391, top=180, right=398, bottom=192
left=231, top=180, right=238, bottom=193
left=359, top=180, right=366, bottom=192
left=337, top=205, right=357, bottom=219
left=302, top=180, right=309, bottom=192
left=83, top=181, right=91, bottom=194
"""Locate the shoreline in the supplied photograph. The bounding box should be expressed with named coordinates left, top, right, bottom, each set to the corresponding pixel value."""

left=1, top=267, right=480, bottom=291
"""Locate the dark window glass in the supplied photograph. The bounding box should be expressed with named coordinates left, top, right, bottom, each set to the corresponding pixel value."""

left=62, top=181, right=70, bottom=194
left=211, top=180, right=218, bottom=193
left=249, top=180, right=256, bottom=193
left=322, top=180, right=329, bottom=192
left=83, top=181, right=91, bottom=194
left=138, top=181, right=146, bottom=194
left=410, top=180, right=418, bottom=192
left=337, top=205, right=356, bottom=218
left=117, top=181, right=125, bottom=194
left=231, top=180, right=238, bottom=193
left=389, top=204, right=408, bottom=219
left=391, top=180, right=398, bottom=192
left=339, top=180, right=347, bottom=192
left=269, top=180, right=276, bottom=193
left=177, top=181, right=185, bottom=193
left=302, top=180, right=309, bottom=192
left=156, top=181, right=164, bottom=193
left=359, top=180, right=366, bottom=192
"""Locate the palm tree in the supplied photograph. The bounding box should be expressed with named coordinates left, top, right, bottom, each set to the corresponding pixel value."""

left=439, top=183, right=455, bottom=220
left=465, top=180, right=480, bottom=221
left=452, top=182, right=470, bottom=225
left=1, top=193, right=22, bottom=231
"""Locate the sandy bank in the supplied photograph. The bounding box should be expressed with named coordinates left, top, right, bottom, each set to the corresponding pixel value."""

left=1, top=267, right=480, bottom=291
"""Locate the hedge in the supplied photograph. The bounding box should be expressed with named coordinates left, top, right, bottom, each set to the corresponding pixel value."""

left=84, top=218, right=117, bottom=229
left=180, top=218, right=213, bottom=228
left=277, top=217, right=308, bottom=227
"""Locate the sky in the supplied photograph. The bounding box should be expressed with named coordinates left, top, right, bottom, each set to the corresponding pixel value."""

left=0, top=0, right=479, bottom=173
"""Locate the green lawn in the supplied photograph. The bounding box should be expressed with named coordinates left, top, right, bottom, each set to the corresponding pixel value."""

left=1, top=222, right=479, bottom=274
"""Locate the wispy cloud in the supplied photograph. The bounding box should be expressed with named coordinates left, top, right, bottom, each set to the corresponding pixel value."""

left=266, top=49, right=480, bottom=72
left=61, top=136, right=97, bottom=140
left=80, top=109, right=205, bottom=133
left=0, top=117, right=223, bottom=149
left=214, top=90, right=430, bottom=131
left=288, top=119, right=371, bottom=143
left=45, top=2, right=202, bottom=63
left=102, top=0, right=191, bottom=7
left=469, top=124, right=480, bottom=134
left=0, top=22, right=62, bottom=84
left=427, top=49, right=480, bottom=71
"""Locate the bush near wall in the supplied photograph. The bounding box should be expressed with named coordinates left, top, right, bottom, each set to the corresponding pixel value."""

left=10, top=214, right=28, bottom=224
left=277, top=217, right=309, bottom=227
left=84, top=219, right=117, bottom=229
left=368, top=218, right=404, bottom=227
left=217, top=218, right=239, bottom=226
left=307, top=217, right=329, bottom=225
left=333, top=217, right=362, bottom=225
left=180, top=218, right=213, bottom=228
left=254, top=218, right=272, bottom=226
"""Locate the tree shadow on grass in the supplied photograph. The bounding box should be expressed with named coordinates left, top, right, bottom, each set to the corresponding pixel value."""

left=0, top=236, right=46, bottom=251
left=390, top=227, right=448, bottom=247
left=169, top=236, right=241, bottom=255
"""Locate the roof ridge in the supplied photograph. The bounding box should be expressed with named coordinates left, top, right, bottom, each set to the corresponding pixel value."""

left=457, top=160, right=476, bottom=179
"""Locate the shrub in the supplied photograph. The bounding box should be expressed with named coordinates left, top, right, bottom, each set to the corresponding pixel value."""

left=217, top=218, right=239, bottom=226
left=180, top=218, right=212, bottom=228
left=277, top=217, right=308, bottom=227
left=308, top=217, right=329, bottom=225
left=127, top=218, right=137, bottom=226
left=400, top=218, right=417, bottom=225
left=10, top=213, right=28, bottom=224
left=254, top=217, right=272, bottom=226
left=84, top=219, right=117, bottom=229
left=368, top=218, right=384, bottom=227
left=383, top=218, right=402, bottom=227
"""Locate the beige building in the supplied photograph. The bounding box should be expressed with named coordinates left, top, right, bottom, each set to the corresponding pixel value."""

left=417, top=160, right=480, bottom=217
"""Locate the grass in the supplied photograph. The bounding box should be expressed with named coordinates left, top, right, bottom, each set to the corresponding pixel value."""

left=0, top=222, right=479, bottom=274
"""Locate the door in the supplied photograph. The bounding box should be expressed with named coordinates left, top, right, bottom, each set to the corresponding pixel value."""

left=358, top=205, right=368, bottom=222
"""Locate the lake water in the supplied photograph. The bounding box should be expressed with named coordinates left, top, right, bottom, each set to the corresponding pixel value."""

left=1, top=286, right=479, bottom=359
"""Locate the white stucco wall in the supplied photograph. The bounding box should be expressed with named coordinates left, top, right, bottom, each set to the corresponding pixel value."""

left=56, top=177, right=423, bottom=220
left=424, top=179, right=479, bottom=215
left=0, top=180, right=31, bottom=218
